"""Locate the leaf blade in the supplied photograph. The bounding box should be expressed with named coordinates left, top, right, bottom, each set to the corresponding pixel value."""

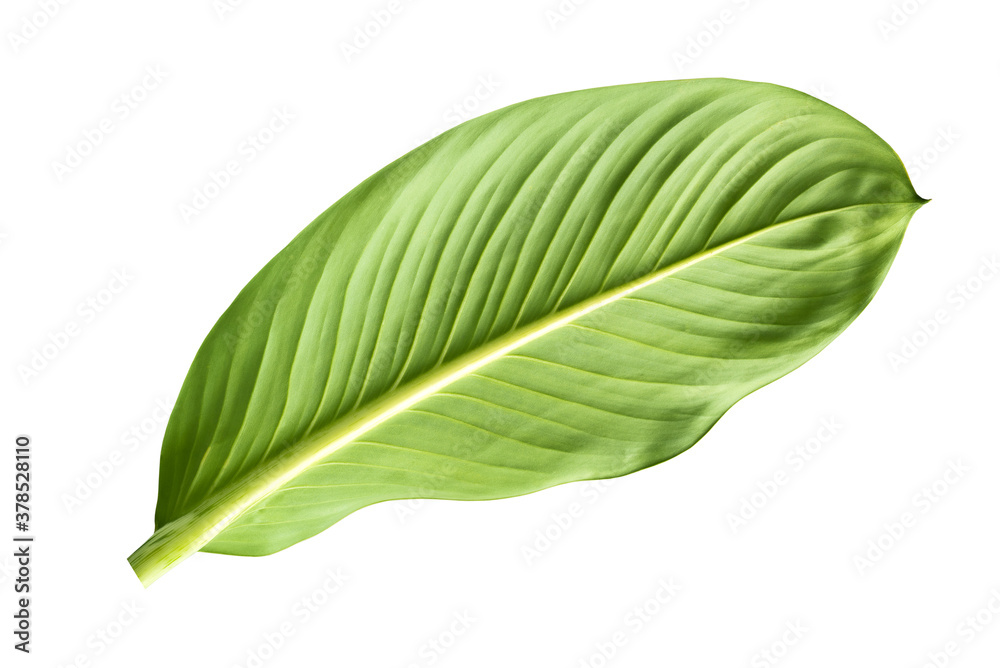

left=130, top=79, right=924, bottom=585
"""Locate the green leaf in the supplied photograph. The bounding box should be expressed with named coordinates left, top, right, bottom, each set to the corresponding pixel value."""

left=129, top=78, right=925, bottom=586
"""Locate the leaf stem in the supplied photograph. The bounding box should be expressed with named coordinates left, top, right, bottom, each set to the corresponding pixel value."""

left=128, top=493, right=242, bottom=587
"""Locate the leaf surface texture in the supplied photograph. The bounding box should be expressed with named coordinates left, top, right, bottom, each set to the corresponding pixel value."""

left=130, top=79, right=924, bottom=584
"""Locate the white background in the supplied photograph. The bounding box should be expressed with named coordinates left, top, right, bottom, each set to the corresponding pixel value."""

left=2, top=0, right=997, bottom=666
